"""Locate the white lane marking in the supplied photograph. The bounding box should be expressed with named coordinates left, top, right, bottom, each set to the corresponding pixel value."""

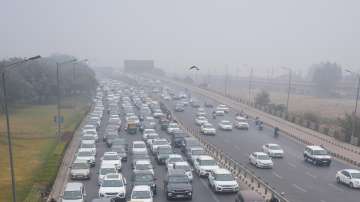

left=234, top=145, right=241, bottom=151
left=292, top=184, right=307, bottom=192
left=287, top=162, right=297, bottom=168
left=273, top=171, right=283, bottom=179
left=328, top=183, right=344, bottom=192
left=199, top=177, right=221, bottom=202
left=305, top=172, right=317, bottom=179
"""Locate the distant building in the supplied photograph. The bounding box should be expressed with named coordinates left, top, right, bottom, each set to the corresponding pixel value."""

left=124, top=60, right=154, bottom=73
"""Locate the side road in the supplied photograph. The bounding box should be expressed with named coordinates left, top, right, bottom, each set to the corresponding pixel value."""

left=157, top=76, right=360, bottom=167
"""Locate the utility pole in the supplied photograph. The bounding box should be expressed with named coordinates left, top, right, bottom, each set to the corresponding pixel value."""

left=225, top=66, right=229, bottom=95
left=346, top=69, right=360, bottom=144
left=286, top=69, right=292, bottom=112
left=56, top=63, right=61, bottom=141
left=248, top=68, right=253, bottom=104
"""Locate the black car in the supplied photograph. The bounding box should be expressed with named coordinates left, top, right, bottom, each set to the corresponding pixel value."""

left=156, top=146, right=173, bottom=164
left=132, top=170, right=157, bottom=194
left=172, top=133, right=187, bottom=148
left=181, top=137, right=201, bottom=154
left=165, top=169, right=193, bottom=200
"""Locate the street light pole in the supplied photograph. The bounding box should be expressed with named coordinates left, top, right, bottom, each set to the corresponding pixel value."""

left=281, top=67, right=292, bottom=113
left=248, top=68, right=253, bottom=104
left=346, top=69, right=360, bottom=144
left=1, top=55, right=41, bottom=202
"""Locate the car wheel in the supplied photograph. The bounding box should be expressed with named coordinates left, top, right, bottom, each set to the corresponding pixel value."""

left=350, top=182, right=354, bottom=188
left=336, top=177, right=341, bottom=184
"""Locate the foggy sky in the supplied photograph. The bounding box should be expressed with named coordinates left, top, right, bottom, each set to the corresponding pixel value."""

left=1, top=0, right=360, bottom=75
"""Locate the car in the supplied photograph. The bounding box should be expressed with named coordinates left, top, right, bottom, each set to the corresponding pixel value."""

left=164, top=169, right=193, bottom=200
left=181, top=137, right=201, bottom=154
left=175, top=103, right=185, bottom=112
left=235, top=190, right=266, bottom=202
left=303, top=145, right=331, bottom=166
left=195, top=116, right=208, bottom=126
left=70, top=159, right=90, bottom=180
left=208, top=168, right=239, bottom=193
left=234, top=121, right=249, bottom=130
left=186, top=147, right=207, bottom=164
left=134, top=160, right=154, bottom=175
left=76, top=151, right=96, bottom=167
left=81, top=135, right=97, bottom=144
left=155, top=145, right=173, bottom=164
left=152, top=109, right=164, bottom=118
left=173, top=161, right=193, bottom=182
left=218, top=120, right=233, bottom=130
left=142, top=129, right=157, bottom=139
left=132, top=152, right=151, bottom=168
left=167, top=122, right=180, bottom=134
left=166, top=154, right=184, bottom=170
left=215, top=109, right=225, bottom=116
left=130, top=185, right=153, bottom=202
left=111, top=145, right=127, bottom=161
left=132, top=141, right=147, bottom=154
left=336, top=169, right=360, bottom=188
left=200, top=122, right=216, bottom=135
left=172, top=132, right=188, bottom=148
left=262, top=143, right=284, bottom=158
left=101, top=152, right=122, bottom=171
left=132, top=171, right=157, bottom=194
left=61, top=182, right=86, bottom=202
left=249, top=152, right=273, bottom=168
left=79, top=142, right=96, bottom=155
left=216, top=104, right=229, bottom=113
left=193, top=155, right=219, bottom=177
left=82, top=129, right=99, bottom=141
left=98, top=163, right=118, bottom=185
left=111, top=138, right=128, bottom=151
left=98, top=173, right=126, bottom=199
left=105, top=133, right=119, bottom=147
left=151, top=138, right=170, bottom=154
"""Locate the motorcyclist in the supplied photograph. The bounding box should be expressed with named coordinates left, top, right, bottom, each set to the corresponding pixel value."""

left=274, top=127, right=279, bottom=137
left=258, top=121, right=263, bottom=130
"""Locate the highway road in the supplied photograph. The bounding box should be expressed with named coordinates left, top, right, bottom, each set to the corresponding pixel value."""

left=67, top=95, right=237, bottom=202
left=161, top=89, right=360, bottom=202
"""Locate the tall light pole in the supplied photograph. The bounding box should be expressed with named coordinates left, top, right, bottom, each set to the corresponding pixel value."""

left=225, top=66, right=229, bottom=96
left=1, top=55, right=41, bottom=202
left=345, top=69, right=360, bottom=144
left=56, top=59, right=77, bottom=141
left=248, top=67, right=253, bottom=104
left=281, top=67, right=292, bottom=112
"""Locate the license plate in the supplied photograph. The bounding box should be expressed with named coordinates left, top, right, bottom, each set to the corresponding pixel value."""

left=176, top=194, right=184, bottom=198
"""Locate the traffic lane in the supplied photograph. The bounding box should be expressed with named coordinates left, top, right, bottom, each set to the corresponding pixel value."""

left=156, top=128, right=237, bottom=202
left=166, top=99, right=360, bottom=202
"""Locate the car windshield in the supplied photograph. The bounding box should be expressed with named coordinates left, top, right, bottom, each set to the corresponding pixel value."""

left=102, top=179, right=123, bottom=187
left=350, top=172, right=360, bottom=179
left=72, top=163, right=89, bottom=169
left=169, top=175, right=189, bottom=183
left=269, top=145, right=282, bottom=150
left=158, top=148, right=172, bottom=154
left=100, top=168, right=116, bottom=175
left=200, top=159, right=216, bottom=166
left=154, top=140, right=168, bottom=145
left=135, top=174, right=153, bottom=182
left=134, top=143, right=145, bottom=148
left=103, top=155, right=119, bottom=160
left=86, top=130, right=96, bottom=135
left=169, top=157, right=183, bottom=163
left=175, top=164, right=191, bottom=171
left=63, top=190, right=82, bottom=200
left=78, top=151, right=92, bottom=157
left=136, top=164, right=152, bottom=170
left=313, top=149, right=328, bottom=155
left=81, top=144, right=95, bottom=148
left=82, top=136, right=95, bottom=140
left=215, top=174, right=234, bottom=181
left=132, top=191, right=151, bottom=199
left=258, top=155, right=270, bottom=160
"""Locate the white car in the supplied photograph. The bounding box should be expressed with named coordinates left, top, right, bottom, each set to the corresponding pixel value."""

left=249, top=152, right=273, bottom=168
left=234, top=121, right=249, bottom=130
left=217, top=104, right=229, bottom=113
left=173, top=161, right=193, bottom=182
left=195, top=116, right=208, bottom=126
left=262, top=143, right=284, bottom=158
left=80, top=135, right=97, bottom=144
left=151, top=138, right=170, bottom=154
left=218, top=120, right=233, bottom=130
left=167, top=122, right=180, bottom=134
left=98, top=163, right=118, bottom=185
left=215, top=110, right=225, bottom=116
left=78, top=143, right=96, bottom=155
left=101, top=152, right=122, bottom=171
left=82, top=129, right=99, bottom=141
left=336, top=169, right=360, bottom=188
left=99, top=173, right=126, bottom=199
left=131, top=185, right=153, bottom=202
left=134, top=160, right=154, bottom=175
left=166, top=154, right=184, bottom=170
left=145, top=133, right=160, bottom=146
left=142, top=129, right=158, bottom=140
left=75, top=151, right=95, bottom=167
left=132, top=141, right=147, bottom=154
left=61, top=182, right=85, bottom=202
left=193, top=155, right=219, bottom=177
left=201, top=122, right=216, bottom=135
left=208, top=168, right=239, bottom=193
left=152, top=109, right=164, bottom=118
left=188, top=147, right=207, bottom=164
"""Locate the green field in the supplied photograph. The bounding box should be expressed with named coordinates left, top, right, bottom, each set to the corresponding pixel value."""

left=0, top=96, right=90, bottom=202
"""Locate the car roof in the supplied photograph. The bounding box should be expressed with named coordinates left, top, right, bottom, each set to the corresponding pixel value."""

left=253, top=152, right=268, bottom=156
left=197, top=155, right=214, bottom=160
left=174, top=161, right=189, bottom=166
left=104, top=173, right=123, bottom=180
left=65, top=182, right=83, bottom=191
left=132, top=185, right=151, bottom=192
left=136, top=160, right=151, bottom=164
left=133, top=141, right=145, bottom=144
left=267, top=143, right=280, bottom=147
left=343, top=169, right=360, bottom=173
left=168, top=154, right=182, bottom=158
left=103, top=152, right=118, bottom=156
left=100, top=162, right=117, bottom=168
left=168, top=168, right=186, bottom=175
left=306, top=145, right=325, bottom=150
left=213, top=168, right=231, bottom=174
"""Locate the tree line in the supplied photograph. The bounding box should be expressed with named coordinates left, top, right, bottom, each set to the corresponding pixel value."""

left=0, top=54, right=97, bottom=106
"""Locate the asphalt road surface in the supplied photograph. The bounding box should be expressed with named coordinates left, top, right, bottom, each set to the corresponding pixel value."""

left=67, top=98, right=237, bottom=202
left=162, top=88, right=360, bottom=202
